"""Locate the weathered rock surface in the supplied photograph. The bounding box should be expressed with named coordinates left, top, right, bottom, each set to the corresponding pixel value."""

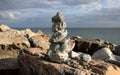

left=0, top=30, right=30, bottom=50
left=17, top=50, right=120, bottom=75
left=72, top=37, right=115, bottom=55
left=23, top=48, right=47, bottom=57
left=0, top=26, right=49, bottom=75
left=0, top=29, right=31, bottom=75
left=0, top=24, right=10, bottom=32
left=88, top=60, right=120, bottom=75
left=20, top=28, right=37, bottom=38
left=30, top=34, right=50, bottom=50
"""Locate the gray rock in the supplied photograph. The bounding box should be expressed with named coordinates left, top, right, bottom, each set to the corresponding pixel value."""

left=70, top=51, right=82, bottom=60
left=70, top=51, right=92, bottom=62
left=52, top=12, right=65, bottom=24
left=49, top=51, right=69, bottom=63
left=80, top=54, right=92, bottom=62
left=92, top=47, right=116, bottom=61
left=29, top=34, right=50, bottom=50
left=73, top=69, right=85, bottom=75
left=49, top=29, right=67, bottom=43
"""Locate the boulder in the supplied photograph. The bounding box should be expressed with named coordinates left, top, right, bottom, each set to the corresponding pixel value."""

left=71, top=37, right=115, bottom=55
left=0, top=30, right=30, bottom=50
left=92, top=47, right=116, bottom=61
left=0, top=24, right=10, bottom=32
left=30, top=34, right=50, bottom=50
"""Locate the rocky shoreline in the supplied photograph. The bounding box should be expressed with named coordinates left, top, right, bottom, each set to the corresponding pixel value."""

left=0, top=21, right=120, bottom=74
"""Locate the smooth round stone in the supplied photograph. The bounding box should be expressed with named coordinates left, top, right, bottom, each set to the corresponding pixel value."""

left=80, top=54, right=92, bottom=62
left=49, top=51, right=69, bottom=63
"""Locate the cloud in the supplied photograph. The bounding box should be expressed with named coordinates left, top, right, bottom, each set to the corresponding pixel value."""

left=0, top=0, right=62, bottom=10
left=0, top=0, right=119, bottom=10
left=0, top=11, right=21, bottom=20
left=65, top=7, right=120, bottom=28
left=0, top=0, right=103, bottom=10
left=61, top=0, right=100, bottom=6
left=0, top=0, right=120, bottom=28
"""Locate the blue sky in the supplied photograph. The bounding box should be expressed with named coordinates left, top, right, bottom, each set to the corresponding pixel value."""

left=0, top=0, right=120, bottom=28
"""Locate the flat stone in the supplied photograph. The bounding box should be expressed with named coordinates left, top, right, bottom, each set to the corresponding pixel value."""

left=30, top=34, right=50, bottom=50
left=24, top=48, right=47, bottom=57
left=65, top=39, right=75, bottom=53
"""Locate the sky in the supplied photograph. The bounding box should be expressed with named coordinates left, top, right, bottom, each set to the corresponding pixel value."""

left=0, top=0, right=120, bottom=28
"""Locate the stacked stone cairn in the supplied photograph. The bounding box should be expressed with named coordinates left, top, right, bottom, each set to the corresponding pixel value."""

left=47, top=12, right=69, bottom=63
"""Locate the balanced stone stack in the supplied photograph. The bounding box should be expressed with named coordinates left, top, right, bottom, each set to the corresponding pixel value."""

left=48, top=12, right=69, bottom=63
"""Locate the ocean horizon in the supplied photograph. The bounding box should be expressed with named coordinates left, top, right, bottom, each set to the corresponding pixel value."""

left=16, top=28, right=120, bottom=45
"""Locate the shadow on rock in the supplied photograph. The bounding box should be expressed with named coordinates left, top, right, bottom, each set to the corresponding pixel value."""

left=0, top=58, right=18, bottom=75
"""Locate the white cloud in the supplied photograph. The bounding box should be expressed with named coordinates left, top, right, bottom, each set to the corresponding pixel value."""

left=0, top=12, right=21, bottom=20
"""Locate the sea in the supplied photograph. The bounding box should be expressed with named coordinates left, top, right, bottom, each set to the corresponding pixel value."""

left=17, top=28, right=120, bottom=45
